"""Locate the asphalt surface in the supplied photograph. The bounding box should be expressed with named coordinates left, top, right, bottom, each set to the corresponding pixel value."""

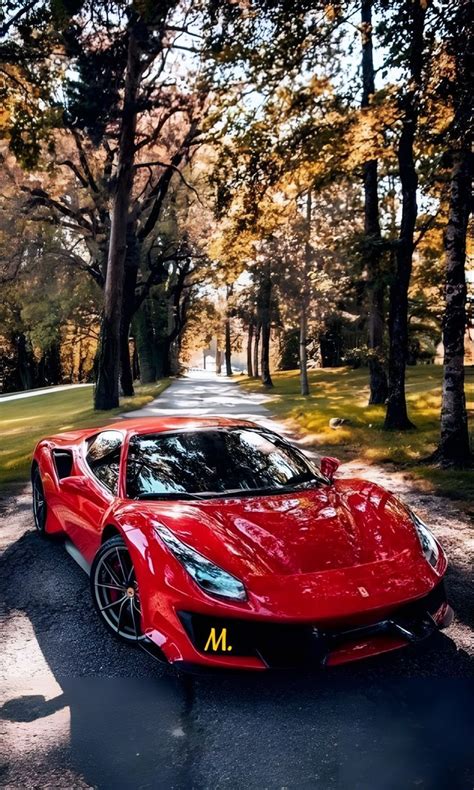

left=1, top=375, right=474, bottom=789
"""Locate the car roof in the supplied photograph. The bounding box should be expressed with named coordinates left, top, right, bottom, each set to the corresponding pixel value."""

left=105, top=416, right=257, bottom=436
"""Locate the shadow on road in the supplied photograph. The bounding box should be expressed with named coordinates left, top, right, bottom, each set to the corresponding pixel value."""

left=1, top=528, right=474, bottom=789
left=446, top=559, right=474, bottom=632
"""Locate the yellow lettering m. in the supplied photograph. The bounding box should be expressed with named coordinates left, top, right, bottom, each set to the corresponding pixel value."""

left=204, top=627, right=232, bottom=652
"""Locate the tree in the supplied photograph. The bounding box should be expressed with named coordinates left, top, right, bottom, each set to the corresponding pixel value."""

left=435, top=0, right=473, bottom=467
left=299, top=190, right=312, bottom=396
left=361, top=0, right=388, bottom=404
left=384, top=0, right=428, bottom=429
left=95, top=13, right=147, bottom=409
left=1, top=0, right=214, bottom=406
left=224, top=283, right=233, bottom=376
left=257, top=255, right=274, bottom=388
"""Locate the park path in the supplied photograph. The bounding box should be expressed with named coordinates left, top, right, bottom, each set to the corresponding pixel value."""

left=124, top=371, right=275, bottom=422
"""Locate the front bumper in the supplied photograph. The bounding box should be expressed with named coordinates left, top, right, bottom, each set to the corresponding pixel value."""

left=171, top=581, right=453, bottom=670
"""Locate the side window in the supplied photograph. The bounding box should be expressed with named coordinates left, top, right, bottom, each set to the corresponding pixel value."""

left=85, top=430, right=123, bottom=494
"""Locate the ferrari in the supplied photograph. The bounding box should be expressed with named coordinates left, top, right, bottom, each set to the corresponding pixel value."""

left=31, top=416, right=453, bottom=670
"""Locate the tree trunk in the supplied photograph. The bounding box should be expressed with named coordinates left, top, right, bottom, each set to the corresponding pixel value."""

left=299, top=310, right=309, bottom=395
left=225, top=319, right=233, bottom=376
left=225, top=284, right=233, bottom=376
left=155, top=338, right=171, bottom=379
left=438, top=162, right=471, bottom=466
left=436, top=0, right=473, bottom=466
left=368, top=283, right=387, bottom=403
left=119, top=328, right=134, bottom=396
left=119, top=226, right=140, bottom=396
left=132, top=341, right=140, bottom=381
left=300, top=190, right=311, bottom=397
left=362, top=0, right=388, bottom=405
left=384, top=0, right=426, bottom=430
left=38, top=340, right=62, bottom=386
left=260, top=263, right=273, bottom=388
left=247, top=324, right=254, bottom=377
left=15, top=332, right=35, bottom=390
left=133, top=302, right=156, bottom=384
left=95, top=23, right=142, bottom=410
left=253, top=322, right=261, bottom=379
left=216, top=348, right=222, bottom=375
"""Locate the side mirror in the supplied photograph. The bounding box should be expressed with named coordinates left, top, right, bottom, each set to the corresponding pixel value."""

left=320, top=456, right=340, bottom=482
left=59, top=475, right=90, bottom=494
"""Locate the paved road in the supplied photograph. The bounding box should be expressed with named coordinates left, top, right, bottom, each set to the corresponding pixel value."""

left=124, top=371, right=275, bottom=423
left=1, top=375, right=473, bottom=789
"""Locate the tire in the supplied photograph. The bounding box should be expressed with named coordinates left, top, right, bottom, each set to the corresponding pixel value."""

left=90, top=535, right=145, bottom=643
left=32, top=466, right=48, bottom=535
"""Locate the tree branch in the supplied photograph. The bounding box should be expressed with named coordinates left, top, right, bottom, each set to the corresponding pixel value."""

left=21, top=186, right=94, bottom=233
left=58, top=160, right=89, bottom=188
left=69, top=128, right=99, bottom=193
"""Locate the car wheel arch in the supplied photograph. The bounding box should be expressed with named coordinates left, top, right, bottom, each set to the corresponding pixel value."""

left=99, top=524, right=148, bottom=586
left=101, top=523, right=123, bottom=544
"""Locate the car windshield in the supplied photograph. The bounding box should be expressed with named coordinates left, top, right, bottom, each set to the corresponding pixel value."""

left=126, top=428, right=323, bottom=499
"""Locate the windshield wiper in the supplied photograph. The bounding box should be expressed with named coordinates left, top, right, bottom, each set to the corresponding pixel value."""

left=281, top=472, right=321, bottom=487
left=191, top=486, right=300, bottom=499
left=135, top=479, right=321, bottom=502
left=134, top=491, right=207, bottom=501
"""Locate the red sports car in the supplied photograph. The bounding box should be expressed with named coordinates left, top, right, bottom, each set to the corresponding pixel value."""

left=31, top=417, right=453, bottom=671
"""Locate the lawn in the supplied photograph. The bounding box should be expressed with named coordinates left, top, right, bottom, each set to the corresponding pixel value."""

left=0, top=381, right=170, bottom=487
left=240, top=366, right=474, bottom=502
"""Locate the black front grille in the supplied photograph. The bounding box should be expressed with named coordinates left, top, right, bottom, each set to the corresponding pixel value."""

left=179, top=581, right=447, bottom=668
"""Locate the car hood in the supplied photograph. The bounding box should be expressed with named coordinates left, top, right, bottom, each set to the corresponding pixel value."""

left=131, top=479, right=423, bottom=579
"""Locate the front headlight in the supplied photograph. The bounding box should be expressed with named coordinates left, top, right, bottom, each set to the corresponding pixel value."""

left=409, top=510, right=439, bottom=568
left=154, top=523, right=247, bottom=601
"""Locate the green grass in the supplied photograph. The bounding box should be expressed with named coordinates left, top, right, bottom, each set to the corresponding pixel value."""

left=239, top=366, right=474, bottom=502
left=0, top=381, right=170, bottom=487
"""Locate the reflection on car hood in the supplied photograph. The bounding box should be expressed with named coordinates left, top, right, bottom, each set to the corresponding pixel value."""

left=137, top=479, right=421, bottom=578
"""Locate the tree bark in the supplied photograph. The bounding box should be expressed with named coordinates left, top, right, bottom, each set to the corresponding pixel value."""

left=384, top=0, right=426, bottom=430
left=300, top=190, right=311, bottom=396
left=253, top=322, right=261, bottom=379
left=133, top=301, right=156, bottom=384
left=38, top=340, right=62, bottom=386
left=119, top=225, right=140, bottom=396
left=225, top=319, right=233, bottom=376
left=247, top=323, right=254, bottom=377
left=95, top=22, right=142, bottom=410
left=260, top=262, right=273, bottom=388
left=215, top=347, right=222, bottom=374
left=132, top=341, right=140, bottom=380
left=362, top=0, right=388, bottom=405
left=436, top=0, right=473, bottom=466
left=437, top=150, right=472, bottom=465
left=225, top=284, right=233, bottom=376
left=15, top=332, right=35, bottom=390
left=155, top=338, right=171, bottom=379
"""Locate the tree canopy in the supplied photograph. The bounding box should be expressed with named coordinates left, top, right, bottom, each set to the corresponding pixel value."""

left=0, top=0, right=472, bottom=466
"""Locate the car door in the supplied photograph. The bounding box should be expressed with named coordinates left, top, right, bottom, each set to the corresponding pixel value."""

left=61, top=430, right=123, bottom=563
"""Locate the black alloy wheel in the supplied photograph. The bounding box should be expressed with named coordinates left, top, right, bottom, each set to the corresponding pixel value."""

left=90, top=535, right=144, bottom=643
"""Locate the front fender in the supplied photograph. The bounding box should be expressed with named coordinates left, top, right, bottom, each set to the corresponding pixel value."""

left=111, top=507, right=256, bottom=663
